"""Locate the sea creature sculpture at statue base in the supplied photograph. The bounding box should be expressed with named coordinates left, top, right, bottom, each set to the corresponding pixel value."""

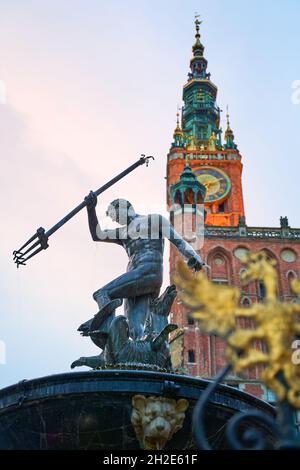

left=71, top=285, right=178, bottom=370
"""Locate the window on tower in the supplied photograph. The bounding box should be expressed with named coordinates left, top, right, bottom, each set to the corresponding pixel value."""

left=208, top=249, right=231, bottom=284
left=184, top=188, right=195, bottom=205
left=258, top=281, right=266, bottom=300
left=218, top=202, right=226, bottom=213
left=198, top=127, right=207, bottom=140
left=188, top=316, right=195, bottom=325
left=212, top=279, right=229, bottom=285
left=188, top=349, right=196, bottom=363
left=287, top=271, right=297, bottom=297
left=196, top=190, right=204, bottom=204
left=174, top=190, right=183, bottom=206
left=196, top=91, right=205, bottom=103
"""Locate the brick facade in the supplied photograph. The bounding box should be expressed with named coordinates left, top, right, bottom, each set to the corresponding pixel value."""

left=167, top=20, right=300, bottom=401
left=169, top=232, right=300, bottom=399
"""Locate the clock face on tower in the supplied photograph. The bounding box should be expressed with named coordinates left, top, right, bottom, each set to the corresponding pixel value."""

left=194, top=167, right=231, bottom=204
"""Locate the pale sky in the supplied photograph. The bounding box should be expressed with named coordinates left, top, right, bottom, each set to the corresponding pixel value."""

left=0, top=0, right=300, bottom=387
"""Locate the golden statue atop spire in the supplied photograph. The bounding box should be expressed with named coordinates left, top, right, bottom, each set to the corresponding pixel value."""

left=190, top=13, right=206, bottom=74
left=195, top=13, right=202, bottom=29
left=194, top=13, right=202, bottom=44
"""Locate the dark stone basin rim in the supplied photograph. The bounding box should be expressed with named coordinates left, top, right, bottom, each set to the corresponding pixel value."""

left=0, top=370, right=275, bottom=418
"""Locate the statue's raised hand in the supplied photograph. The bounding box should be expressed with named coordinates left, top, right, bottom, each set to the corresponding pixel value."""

left=85, top=191, right=97, bottom=209
left=188, top=255, right=209, bottom=272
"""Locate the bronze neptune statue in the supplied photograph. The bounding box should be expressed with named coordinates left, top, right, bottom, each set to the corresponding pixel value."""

left=71, top=192, right=205, bottom=370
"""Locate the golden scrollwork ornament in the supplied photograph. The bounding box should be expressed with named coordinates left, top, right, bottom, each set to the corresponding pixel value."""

left=175, top=251, right=300, bottom=408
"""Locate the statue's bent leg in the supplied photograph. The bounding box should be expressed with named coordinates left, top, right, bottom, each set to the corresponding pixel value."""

left=97, top=269, right=162, bottom=299
left=125, top=295, right=150, bottom=340
left=92, top=291, right=122, bottom=320
left=93, top=268, right=162, bottom=339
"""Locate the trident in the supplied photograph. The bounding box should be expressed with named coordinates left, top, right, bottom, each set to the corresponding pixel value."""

left=13, top=155, right=154, bottom=268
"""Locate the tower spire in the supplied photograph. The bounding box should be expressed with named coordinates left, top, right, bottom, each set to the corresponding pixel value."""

left=226, top=105, right=231, bottom=127
left=181, top=16, right=220, bottom=149
left=224, top=106, right=238, bottom=150
left=171, top=108, right=184, bottom=149
left=193, top=14, right=204, bottom=57
left=174, top=107, right=182, bottom=135
left=226, top=106, right=232, bottom=133
left=188, top=15, right=209, bottom=81
left=175, top=107, right=180, bottom=130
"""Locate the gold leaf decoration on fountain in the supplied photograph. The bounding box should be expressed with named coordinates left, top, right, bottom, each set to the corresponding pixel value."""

left=174, top=262, right=240, bottom=336
left=175, top=251, right=300, bottom=408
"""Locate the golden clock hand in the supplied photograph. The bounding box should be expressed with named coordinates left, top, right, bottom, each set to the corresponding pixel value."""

left=206, top=177, right=223, bottom=188
left=204, top=182, right=214, bottom=191
left=204, top=179, right=217, bottom=188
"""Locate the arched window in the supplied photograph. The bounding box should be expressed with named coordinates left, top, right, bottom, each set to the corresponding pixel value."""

left=239, top=268, right=252, bottom=294
left=196, top=190, right=204, bottom=204
left=207, top=248, right=232, bottom=285
left=198, top=127, right=207, bottom=140
left=258, top=250, right=279, bottom=300
left=218, top=201, right=226, bottom=213
left=258, top=281, right=266, bottom=300
left=174, top=190, right=183, bottom=206
left=242, top=297, right=251, bottom=307
left=287, top=271, right=297, bottom=296
left=188, top=349, right=196, bottom=363
left=260, top=249, right=276, bottom=262
left=188, top=316, right=195, bottom=325
left=184, top=188, right=195, bottom=205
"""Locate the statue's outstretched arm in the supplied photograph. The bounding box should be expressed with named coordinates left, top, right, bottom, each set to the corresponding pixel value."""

left=160, top=216, right=205, bottom=270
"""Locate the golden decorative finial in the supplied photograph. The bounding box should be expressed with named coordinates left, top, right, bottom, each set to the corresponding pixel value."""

left=194, top=13, right=202, bottom=40
left=195, top=13, right=202, bottom=32
left=173, top=107, right=183, bottom=137
left=226, top=105, right=230, bottom=127
left=192, top=13, right=204, bottom=58
left=176, top=105, right=180, bottom=127
left=175, top=251, right=300, bottom=408
left=225, top=105, right=234, bottom=143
